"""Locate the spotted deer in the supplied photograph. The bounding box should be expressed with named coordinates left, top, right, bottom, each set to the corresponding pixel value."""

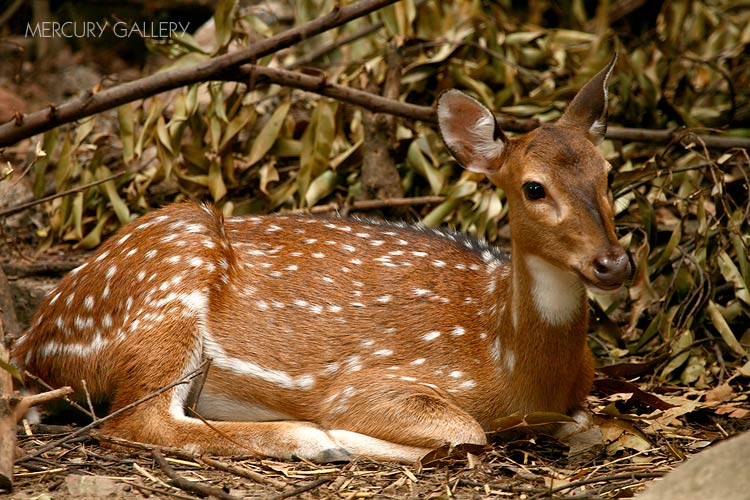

left=12, top=55, right=630, bottom=463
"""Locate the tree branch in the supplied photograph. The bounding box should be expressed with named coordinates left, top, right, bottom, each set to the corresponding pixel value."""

left=1, top=1, right=747, bottom=151
left=228, top=65, right=750, bottom=149
left=0, top=0, right=399, bottom=147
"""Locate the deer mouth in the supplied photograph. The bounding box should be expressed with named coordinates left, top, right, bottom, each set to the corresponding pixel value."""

left=574, top=269, right=627, bottom=293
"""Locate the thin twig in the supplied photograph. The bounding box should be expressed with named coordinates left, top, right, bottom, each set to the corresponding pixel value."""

left=286, top=22, right=384, bottom=69
left=199, top=456, right=287, bottom=489
left=124, top=480, right=200, bottom=500
left=152, top=450, right=243, bottom=500
left=546, top=471, right=666, bottom=494
left=94, top=434, right=287, bottom=489
left=12, top=387, right=74, bottom=422
left=264, top=476, right=333, bottom=500
left=0, top=169, right=128, bottom=218
left=80, top=379, right=97, bottom=421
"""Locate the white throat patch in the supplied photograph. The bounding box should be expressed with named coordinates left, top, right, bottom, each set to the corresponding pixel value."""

left=525, top=255, right=584, bottom=326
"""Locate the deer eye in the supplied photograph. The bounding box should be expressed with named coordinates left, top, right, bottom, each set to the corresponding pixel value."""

left=522, top=181, right=546, bottom=201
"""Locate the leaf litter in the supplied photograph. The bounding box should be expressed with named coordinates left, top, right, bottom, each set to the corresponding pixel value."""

left=2, top=0, right=750, bottom=498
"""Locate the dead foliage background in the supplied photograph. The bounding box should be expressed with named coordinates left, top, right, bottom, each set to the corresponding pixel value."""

left=1, top=0, right=749, bottom=498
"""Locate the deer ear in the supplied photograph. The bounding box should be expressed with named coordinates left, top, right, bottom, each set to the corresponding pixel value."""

left=437, top=90, right=506, bottom=174
left=558, top=54, right=618, bottom=145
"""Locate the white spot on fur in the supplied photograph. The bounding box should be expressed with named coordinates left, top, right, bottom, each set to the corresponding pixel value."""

left=491, top=336, right=502, bottom=365
left=422, top=331, right=441, bottom=342
left=504, top=350, right=516, bottom=373
left=95, top=250, right=110, bottom=262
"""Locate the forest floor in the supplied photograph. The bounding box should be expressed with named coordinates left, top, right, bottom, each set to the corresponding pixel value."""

left=3, top=2, right=750, bottom=498
left=4, top=247, right=749, bottom=499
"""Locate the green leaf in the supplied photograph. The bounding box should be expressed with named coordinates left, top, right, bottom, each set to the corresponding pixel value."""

left=706, top=300, right=747, bottom=358
left=0, top=358, right=23, bottom=384
left=70, top=191, right=84, bottom=240
left=210, top=82, right=228, bottom=123
left=213, top=0, right=238, bottom=51
left=305, top=169, right=338, bottom=207
left=661, top=329, right=693, bottom=379
left=156, top=115, right=173, bottom=154
left=33, top=129, right=58, bottom=198
left=209, top=116, right=222, bottom=153
left=73, top=115, right=96, bottom=149
left=73, top=212, right=110, bottom=250
left=421, top=180, right=475, bottom=227
left=208, top=158, right=227, bottom=202
left=135, top=98, right=163, bottom=158
left=246, top=101, right=290, bottom=168
left=406, top=139, right=443, bottom=195
left=55, top=135, right=73, bottom=192
left=650, top=222, right=681, bottom=270
left=117, top=103, right=135, bottom=163
left=98, top=167, right=130, bottom=225
left=717, top=251, right=750, bottom=307
left=259, top=161, right=279, bottom=195
left=299, top=100, right=337, bottom=205
left=219, top=104, right=255, bottom=152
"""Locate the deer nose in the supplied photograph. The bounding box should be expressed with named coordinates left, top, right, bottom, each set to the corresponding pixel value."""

left=592, top=248, right=631, bottom=288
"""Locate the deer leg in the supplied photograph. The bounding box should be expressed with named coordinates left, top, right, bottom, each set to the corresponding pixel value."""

left=319, top=380, right=487, bottom=460
left=100, top=401, right=356, bottom=461
left=96, top=322, right=355, bottom=461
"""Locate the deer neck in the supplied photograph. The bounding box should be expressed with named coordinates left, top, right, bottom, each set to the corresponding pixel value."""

left=510, top=249, right=587, bottom=334
left=502, top=238, right=589, bottom=368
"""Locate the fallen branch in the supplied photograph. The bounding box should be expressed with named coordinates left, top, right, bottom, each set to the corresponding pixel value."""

left=152, top=450, right=243, bottom=500
left=226, top=64, right=536, bottom=130
left=265, top=476, right=333, bottom=500
left=0, top=168, right=128, bottom=219
left=0, top=0, right=399, bottom=147
left=94, top=434, right=289, bottom=490
left=230, top=65, right=750, bottom=149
